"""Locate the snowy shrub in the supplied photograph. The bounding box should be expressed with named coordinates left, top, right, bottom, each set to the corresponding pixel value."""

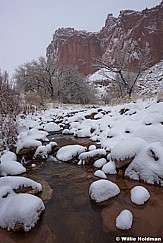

left=0, top=71, right=20, bottom=151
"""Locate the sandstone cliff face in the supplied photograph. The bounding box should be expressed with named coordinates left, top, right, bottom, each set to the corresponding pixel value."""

left=46, top=2, right=163, bottom=75
left=46, top=28, right=103, bottom=75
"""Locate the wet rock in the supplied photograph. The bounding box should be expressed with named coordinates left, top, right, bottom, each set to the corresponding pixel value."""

left=119, top=108, right=129, bottom=115
left=85, top=112, right=98, bottom=120
left=114, top=157, right=134, bottom=169
left=40, top=180, right=53, bottom=201
left=17, top=145, right=40, bottom=156
left=14, top=186, right=41, bottom=195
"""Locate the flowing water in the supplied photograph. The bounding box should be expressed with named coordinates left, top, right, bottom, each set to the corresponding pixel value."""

left=0, top=135, right=163, bottom=243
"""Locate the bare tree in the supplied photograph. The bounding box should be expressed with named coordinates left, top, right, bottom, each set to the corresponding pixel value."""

left=57, top=66, right=97, bottom=104
left=14, top=58, right=97, bottom=104
left=94, top=44, right=151, bottom=98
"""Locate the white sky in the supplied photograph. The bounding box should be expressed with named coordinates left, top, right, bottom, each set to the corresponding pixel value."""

left=0, top=0, right=161, bottom=76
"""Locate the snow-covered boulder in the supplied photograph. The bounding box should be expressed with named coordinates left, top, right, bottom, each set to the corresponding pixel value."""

left=56, top=145, right=86, bottom=162
left=33, top=145, right=48, bottom=159
left=93, top=158, right=107, bottom=169
left=94, top=170, right=107, bottom=179
left=111, top=137, right=146, bottom=169
left=89, top=145, right=96, bottom=151
left=43, top=122, right=61, bottom=133
left=130, top=186, right=150, bottom=205
left=0, top=151, right=17, bottom=163
left=0, top=151, right=26, bottom=176
left=33, top=142, right=58, bottom=159
left=116, top=209, right=133, bottom=230
left=62, top=129, right=70, bottom=135
left=89, top=179, right=120, bottom=202
left=102, top=161, right=116, bottom=174
left=79, top=149, right=106, bottom=165
left=0, top=161, right=26, bottom=176
left=75, top=127, right=91, bottom=138
left=19, top=128, right=48, bottom=142
left=0, top=176, right=42, bottom=195
left=125, top=142, right=163, bottom=185
left=0, top=186, right=45, bottom=232
left=16, top=139, right=42, bottom=156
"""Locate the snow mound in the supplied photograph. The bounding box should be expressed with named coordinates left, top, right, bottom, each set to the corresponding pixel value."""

left=16, top=139, right=42, bottom=154
left=89, top=145, right=96, bottom=151
left=0, top=161, right=26, bottom=176
left=56, top=145, right=86, bottom=162
left=0, top=186, right=45, bottom=232
left=43, top=122, right=61, bottom=132
left=111, top=137, right=146, bottom=161
left=102, top=161, right=116, bottom=174
left=130, top=186, right=150, bottom=205
left=89, top=179, right=120, bottom=202
left=125, top=142, right=163, bottom=185
left=116, top=209, right=133, bottom=230
left=0, top=176, right=42, bottom=192
left=132, top=125, right=163, bottom=146
left=79, top=149, right=106, bottom=160
left=93, top=158, right=107, bottom=168
left=94, top=170, right=107, bottom=179
left=33, top=142, right=57, bottom=159
left=0, top=151, right=17, bottom=163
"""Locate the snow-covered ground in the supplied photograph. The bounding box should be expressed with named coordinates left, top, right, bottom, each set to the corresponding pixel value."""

left=0, top=98, right=163, bottom=232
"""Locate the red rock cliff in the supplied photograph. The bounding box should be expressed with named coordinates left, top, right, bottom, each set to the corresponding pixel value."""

left=46, top=28, right=103, bottom=75
left=46, top=1, right=163, bottom=75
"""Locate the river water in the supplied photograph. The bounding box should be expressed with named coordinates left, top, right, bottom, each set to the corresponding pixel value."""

left=0, top=135, right=163, bottom=243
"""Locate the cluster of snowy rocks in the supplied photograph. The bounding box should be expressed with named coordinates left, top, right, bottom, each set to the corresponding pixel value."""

left=0, top=151, right=45, bottom=232
left=0, top=99, right=163, bottom=232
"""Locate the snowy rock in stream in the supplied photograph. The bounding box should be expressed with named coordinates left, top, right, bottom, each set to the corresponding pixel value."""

left=0, top=176, right=42, bottom=194
left=0, top=161, right=26, bottom=176
left=0, top=151, right=26, bottom=176
left=116, top=209, right=133, bottom=230
left=125, top=142, right=163, bottom=185
left=0, top=186, right=45, bottom=232
left=16, top=139, right=42, bottom=156
left=33, top=142, right=58, bottom=159
left=102, top=161, right=116, bottom=175
left=93, top=158, right=107, bottom=169
left=79, top=149, right=106, bottom=165
left=89, top=179, right=120, bottom=202
left=94, top=170, right=107, bottom=179
left=0, top=151, right=17, bottom=163
left=130, top=186, right=150, bottom=205
left=56, top=145, right=87, bottom=162
left=111, top=137, right=146, bottom=169
left=43, top=122, right=61, bottom=133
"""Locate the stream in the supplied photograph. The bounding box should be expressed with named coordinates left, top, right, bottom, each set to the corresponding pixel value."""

left=0, top=135, right=163, bottom=243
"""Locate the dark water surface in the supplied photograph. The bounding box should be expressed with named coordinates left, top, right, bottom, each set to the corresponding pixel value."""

left=0, top=135, right=163, bottom=243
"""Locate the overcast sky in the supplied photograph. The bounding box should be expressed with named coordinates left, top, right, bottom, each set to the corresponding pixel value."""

left=0, top=0, right=161, bottom=76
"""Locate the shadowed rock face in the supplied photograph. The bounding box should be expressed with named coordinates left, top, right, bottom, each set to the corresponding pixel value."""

left=46, top=2, right=163, bottom=75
